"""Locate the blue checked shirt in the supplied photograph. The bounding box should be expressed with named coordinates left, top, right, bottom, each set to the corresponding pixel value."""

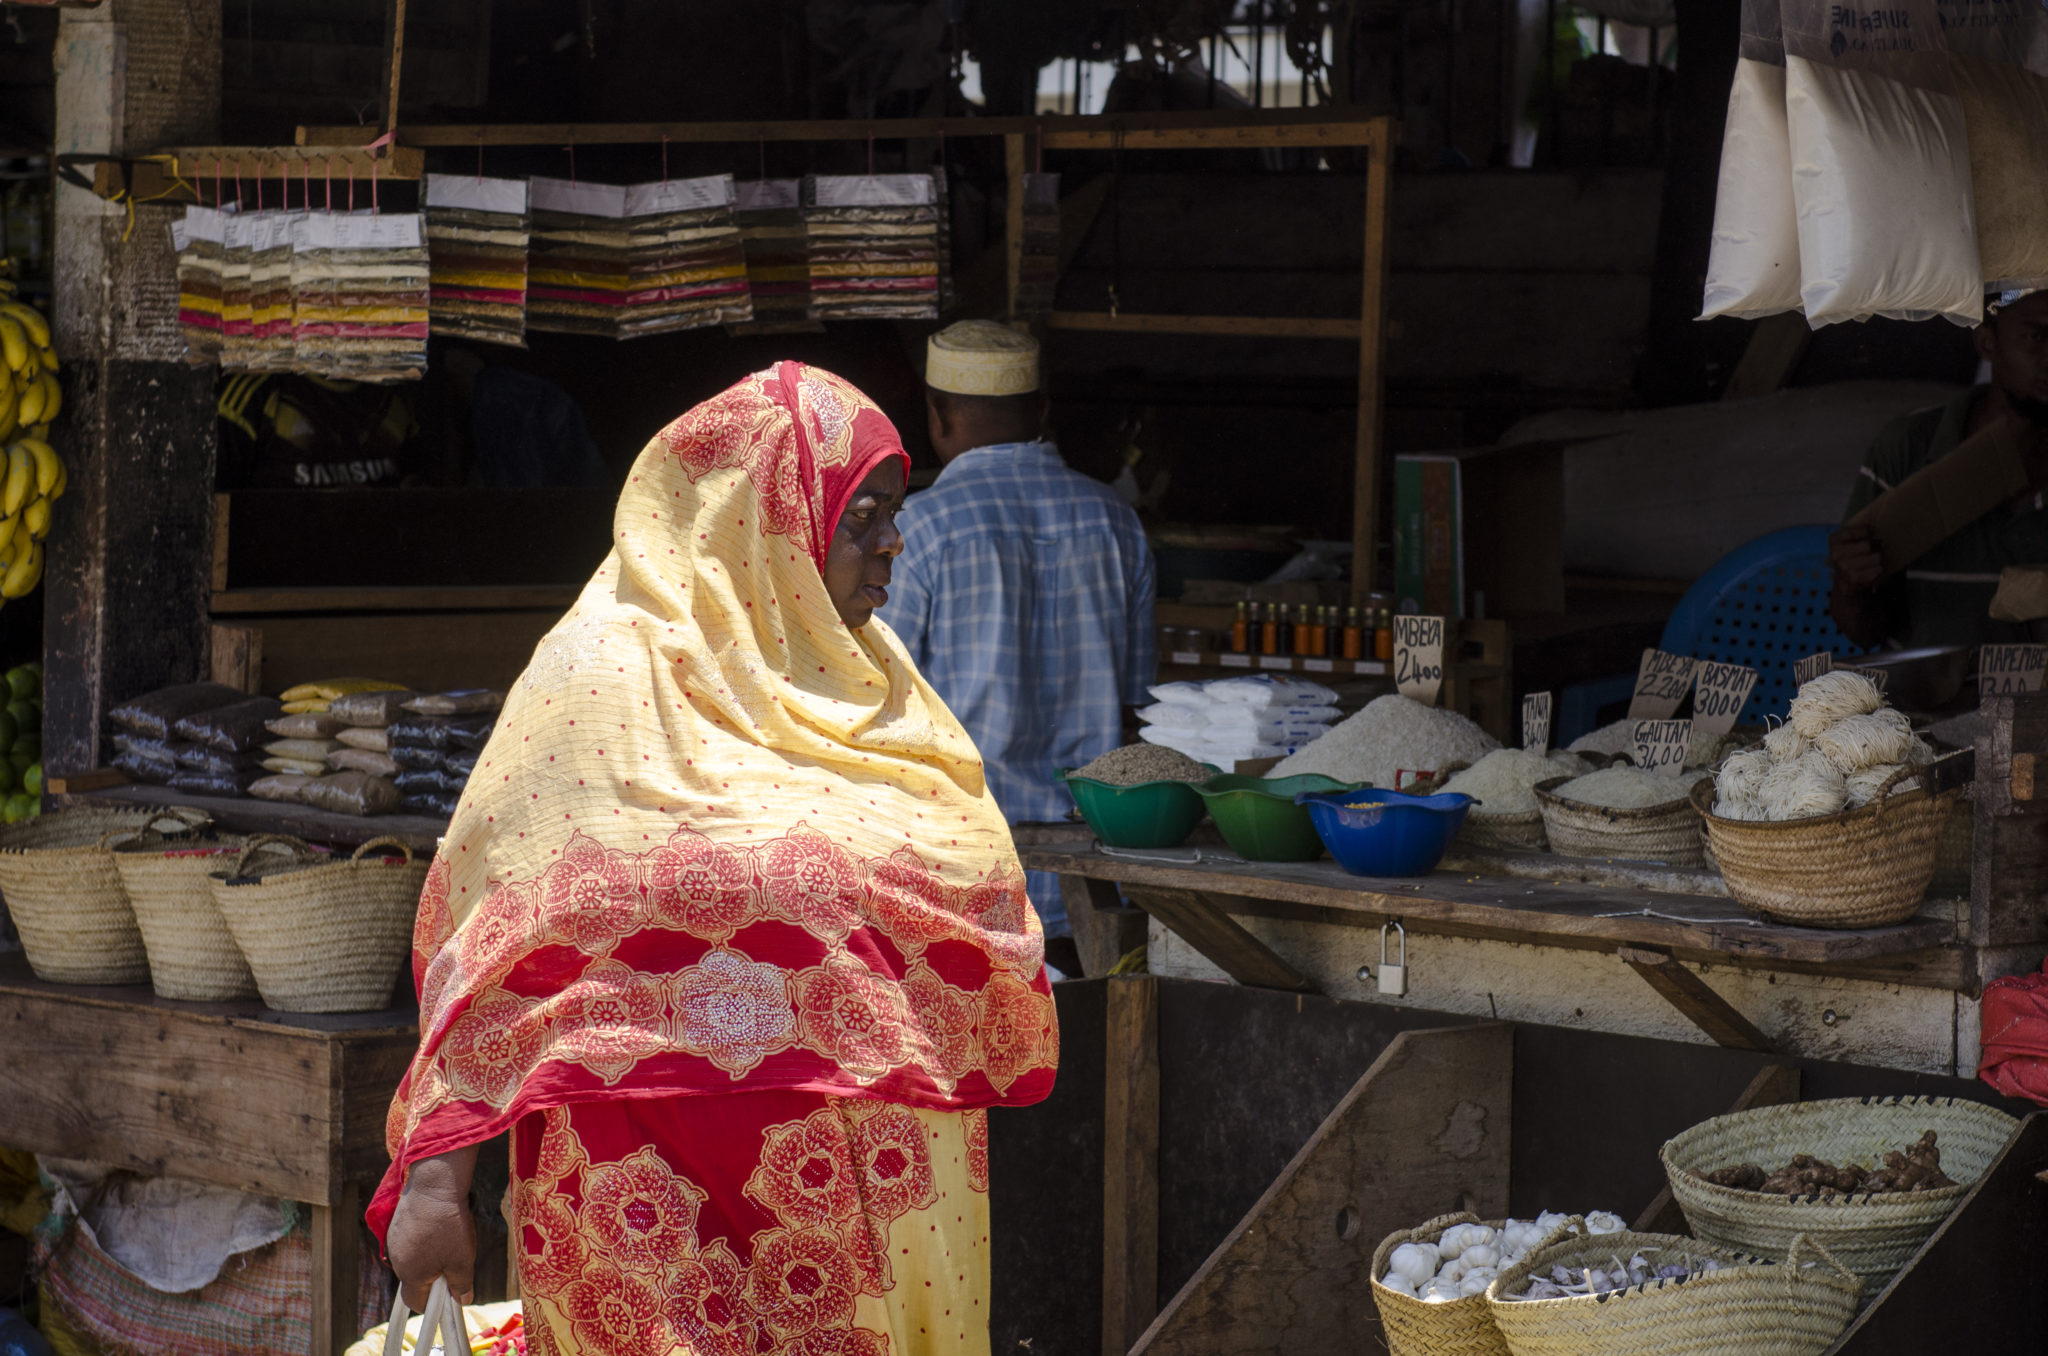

left=878, top=441, right=1157, bottom=937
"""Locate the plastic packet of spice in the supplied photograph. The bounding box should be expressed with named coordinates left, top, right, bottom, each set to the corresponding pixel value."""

left=266, top=711, right=348, bottom=739
left=170, top=768, right=263, bottom=797
left=329, top=690, right=414, bottom=727
left=248, top=773, right=315, bottom=803
left=261, top=756, right=329, bottom=776
left=264, top=737, right=342, bottom=762
left=279, top=677, right=406, bottom=703
left=175, top=743, right=264, bottom=775
left=297, top=771, right=400, bottom=817
left=388, top=715, right=460, bottom=750
left=394, top=767, right=456, bottom=795
left=402, top=689, right=503, bottom=716
left=450, top=720, right=496, bottom=752
left=390, top=745, right=446, bottom=772
left=335, top=726, right=391, bottom=752
left=113, top=748, right=179, bottom=785
left=441, top=749, right=479, bottom=779
left=107, top=683, right=250, bottom=740
left=400, top=792, right=462, bottom=818
left=327, top=747, right=402, bottom=778
left=174, top=696, right=286, bottom=752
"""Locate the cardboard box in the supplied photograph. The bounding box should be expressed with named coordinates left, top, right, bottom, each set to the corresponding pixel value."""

left=1395, top=443, right=1566, bottom=620
left=1846, top=418, right=2030, bottom=577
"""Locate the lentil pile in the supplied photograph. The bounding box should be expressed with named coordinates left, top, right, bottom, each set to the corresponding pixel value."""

left=1072, top=744, right=1211, bottom=786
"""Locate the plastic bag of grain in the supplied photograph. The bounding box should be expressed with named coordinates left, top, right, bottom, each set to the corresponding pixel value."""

left=1783, top=0, right=1980, bottom=326
left=1946, top=0, right=2048, bottom=290
left=1702, top=0, right=1805, bottom=319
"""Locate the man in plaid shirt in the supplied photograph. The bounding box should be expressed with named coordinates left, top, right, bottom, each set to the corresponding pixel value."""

left=877, top=322, right=1156, bottom=973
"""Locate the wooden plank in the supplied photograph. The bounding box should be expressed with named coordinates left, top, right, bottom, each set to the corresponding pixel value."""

left=380, top=0, right=408, bottom=137
left=211, top=492, right=231, bottom=592
left=1103, top=978, right=1160, bottom=1356
left=1122, top=887, right=1316, bottom=993
left=1043, top=115, right=1395, bottom=151
left=1353, top=120, right=1392, bottom=603
left=309, top=1182, right=362, bottom=1356
left=209, top=621, right=263, bottom=694
left=302, top=116, right=1038, bottom=147
left=44, top=769, right=129, bottom=794
left=339, top=1036, right=418, bottom=1187
left=239, top=609, right=564, bottom=695
left=1632, top=1062, right=1799, bottom=1234
left=1019, top=844, right=1959, bottom=970
left=94, top=146, right=425, bottom=203
left=1131, top=1023, right=1511, bottom=1356
left=1005, top=133, right=1026, bottom=322
left=1046, top=311, right=1362, bottom=339
left=1970, top=693, right=2048, bottom=949
left=2014, top=752, right=2037, bottom=802
left=212, top=584, right=581, bottom=614
left=1063, top=874, right=1149, bottom=980
left=1827, top=1113, right=2047, bottom=1353
left=1720, top=311, right=1813, bottom=402
left=1619, top=945, right=1776, bottom=1051
left=62, top=783, right=449, bottom=851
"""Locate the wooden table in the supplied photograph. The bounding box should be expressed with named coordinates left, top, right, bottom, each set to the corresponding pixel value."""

left=0, top=953, right=416, bottom=1354
left=53, top=783, right=450, bottom=853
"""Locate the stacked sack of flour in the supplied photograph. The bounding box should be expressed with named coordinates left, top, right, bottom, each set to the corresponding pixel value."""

left=1136, top=675, right=1342, bottom=768
left=1713, top=671, right=1934, bottom=821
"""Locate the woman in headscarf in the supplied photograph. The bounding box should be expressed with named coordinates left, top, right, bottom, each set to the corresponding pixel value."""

left=372, top=362, right=1058, bottom=1356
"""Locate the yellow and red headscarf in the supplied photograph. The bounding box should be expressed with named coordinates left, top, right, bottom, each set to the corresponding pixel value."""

left=369, top=363, right=1055, bottom=1240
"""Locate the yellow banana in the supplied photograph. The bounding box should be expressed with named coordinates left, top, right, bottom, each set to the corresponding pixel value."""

left=36, top=347, right=55, bottom=375
left=0, top=317, right=25, bottom=375
left=23, top=496, right=49, bottom=543
left=2, top=542, right=41, bottom=598
left=15, top=378, right=45, bottom=429
left=0, top=375, right=17, bottom=432
left=0, top=303, right=48, bottom=350
left=35, top=373, right=57, bottom=423
left=0, top=408, right=18, bottom=448
left=2, top=444, right=31, bottom=517
left=48, top=455, right=65, bottom=500
left=23, top=440, right=57, bottom=498
left=0, top=512, right=21, bottom=558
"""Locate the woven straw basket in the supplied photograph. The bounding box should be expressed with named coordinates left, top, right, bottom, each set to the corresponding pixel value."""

left=1661, top=1095, right=2018, bottom=1294
left=1369, top=1212, right=1512, bottom=1356
left=1533, top=776, right=1706, bottom=867
left=1928, top=784, right=1972, bottom=897
left=111, top=830, right=259, bottom=1002
left=209, top=834, right=429, bottom=1013
left=1688, top=771, right=1958, bottom=929
left=0, top=806, right=210, bottom=984
left=1458, top=811, right=1547, bottom=854
left=1484, top=1229, right=1860, bottom=1356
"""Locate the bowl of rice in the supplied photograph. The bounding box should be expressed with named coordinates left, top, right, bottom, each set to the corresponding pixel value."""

left=1060, top=745, right=1218, bottom=849
left=1534, top=767, right=1712, bottom=867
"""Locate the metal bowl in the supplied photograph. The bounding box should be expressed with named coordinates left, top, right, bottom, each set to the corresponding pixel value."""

left=1843, top=646, right=1972, bottom=711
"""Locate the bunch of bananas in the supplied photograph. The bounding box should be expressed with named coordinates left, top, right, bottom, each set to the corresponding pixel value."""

left=0, top=278, right=61, bottom=601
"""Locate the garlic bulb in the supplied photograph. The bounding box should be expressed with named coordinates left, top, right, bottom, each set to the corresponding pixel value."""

left=1386, top=1242, right=1439, bottom=1286
left=1418, top=1279, right=1456, bottom=1304
left=1585, top=1211, right=1625, bottom=1235
left=1378, top=1271, right=1417, bottom=1298
left=1457, top=1269, right=1496, bottom=1298
left=1437, top=1255, right=1470, bottom=1285
left=1534, top=1210, right=1570, bottom=1233
left=1458, top=1243, right=1501, bottom=1271
left=1436, top=1223, right=1496, bottom=1259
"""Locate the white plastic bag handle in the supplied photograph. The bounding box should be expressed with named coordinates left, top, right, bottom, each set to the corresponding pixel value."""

left=381, top=1277, right=465, bottom=1356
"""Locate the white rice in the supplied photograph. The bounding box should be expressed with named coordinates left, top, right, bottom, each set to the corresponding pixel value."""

left=1269, top=694, right=1500, bottom=787
left=1550, top=765, right=1709, bottom=810
left=1441, top=748, right=1591, bottom=816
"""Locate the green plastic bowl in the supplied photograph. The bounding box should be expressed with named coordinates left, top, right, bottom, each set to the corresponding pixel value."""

left=1195, top=774, right=1368, bottom=861
left=1058, top=766, right=1214, bottom=849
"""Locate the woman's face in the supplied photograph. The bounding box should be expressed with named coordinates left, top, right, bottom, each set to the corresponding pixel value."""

left=825, top=457, right=906, bottom=628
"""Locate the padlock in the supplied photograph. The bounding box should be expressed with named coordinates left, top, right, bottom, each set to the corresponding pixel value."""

left=1378, top=920, right=1407, bottom=997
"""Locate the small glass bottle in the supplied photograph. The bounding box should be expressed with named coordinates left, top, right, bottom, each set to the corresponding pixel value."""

left=1341, top=606, right=1364, bottom=660
left=1304, top=605, right=1322, bottom=657
left=1259, top=602, right=1279, bottom=655
left=1374, top=605, right=1395, bottom=662
left=1276, top=604, right=1294, bottom=656
left=1231, top=600, right=1250, bottom=654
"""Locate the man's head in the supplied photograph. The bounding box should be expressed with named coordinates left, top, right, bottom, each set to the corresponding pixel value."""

left=1980, top=288, right=2048, bottom=422
left=923, top=320, right=1048, bottom=463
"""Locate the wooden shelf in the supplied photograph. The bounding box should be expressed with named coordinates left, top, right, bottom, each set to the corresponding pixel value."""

left=58, top=784, right=448, bottom=852
left=1162, top=648, right=1391, bottom=678
left=211, top=584, right=579, bottom=615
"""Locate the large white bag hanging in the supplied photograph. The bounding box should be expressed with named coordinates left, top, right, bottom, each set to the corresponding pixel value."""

left=1783, top=0, right=1981, bottom=326
left=1701, top=0, right=1803, bottom=320
left=1946, top=0, right=2048, bottom=290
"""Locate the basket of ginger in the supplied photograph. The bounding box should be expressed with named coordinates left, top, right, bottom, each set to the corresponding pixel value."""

left=1660, top=1096, right=2018, bottom=1294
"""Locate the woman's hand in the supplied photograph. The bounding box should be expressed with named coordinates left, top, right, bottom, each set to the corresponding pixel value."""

left=385, top=1143, right=481, bottom=1310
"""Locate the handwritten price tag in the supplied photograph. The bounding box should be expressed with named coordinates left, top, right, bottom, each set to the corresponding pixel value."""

left=1980, top=644, right=2047, bottom=697
left=1394, top=614, right=1447, bottom=706
left=1690, top=661, right=1757, bottom=736
left=1522, top=691, right=1552, bottom=753
left=1632, top=719, right=1691, bottom=775
left=1629, top=649, right=1699, bottom=720
left=1837, top=664, right=1890, bottom=694
left=1793, top=652, right=1835, bottom=688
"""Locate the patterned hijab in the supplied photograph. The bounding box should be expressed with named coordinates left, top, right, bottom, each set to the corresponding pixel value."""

left=369, top=363, right=1056, bottom=1240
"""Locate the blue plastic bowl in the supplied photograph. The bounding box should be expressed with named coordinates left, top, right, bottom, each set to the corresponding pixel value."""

left=1295, top=788, right=1476, bottom=877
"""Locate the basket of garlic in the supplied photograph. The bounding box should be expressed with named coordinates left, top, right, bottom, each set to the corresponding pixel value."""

left=1695, top=670, right=1958, bottom=928
left=1369, top=1211, right=1615, bottom=1356
left=1484, top=1229, right=1861, bottom=1356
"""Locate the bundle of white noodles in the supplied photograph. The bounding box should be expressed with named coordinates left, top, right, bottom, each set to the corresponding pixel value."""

left=1713, top=670, right=1933, bottom=822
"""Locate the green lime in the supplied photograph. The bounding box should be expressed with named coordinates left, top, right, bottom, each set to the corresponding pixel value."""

left=5, top=700, right=34, bottom=734
left=4, top=667, right=33, bottom=702
left=20, top=763, right=37, bottom=796
left=4, top=794, right=29, bottom=823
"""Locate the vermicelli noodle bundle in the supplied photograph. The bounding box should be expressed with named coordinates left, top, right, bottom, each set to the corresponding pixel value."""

left=1762, top=722, right=1809, bottom=762
left=1756, top=751, right=1849, bottom=820
left=1813, top=707, right=1915, bottom=773
left=1846, top=763, right=1922, bottom=808
left=1788, top=670, right=1883, bottom=739
left=1713, top=749, right=1773, bottom=820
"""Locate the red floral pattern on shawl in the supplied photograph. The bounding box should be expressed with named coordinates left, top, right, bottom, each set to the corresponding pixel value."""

left=369, top=365, right=1055, bottom=1244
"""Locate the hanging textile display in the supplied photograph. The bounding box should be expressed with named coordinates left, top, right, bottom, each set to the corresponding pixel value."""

left=217, top=210, right=261, bottom=371
left=289, top=211, right=430, bottom=382
left=804, top=173, right=942, bottom=321
left=527, top=174, right=751, bottom=338
left=247, top=210, right=303, bottom=371
left=733, top=178, right=809, bottom=325
left=1015, top=171, right=1061, bottom=321
left=423, top=173, right=531, bottom=347
left=171, top=204, right=231, bottom=363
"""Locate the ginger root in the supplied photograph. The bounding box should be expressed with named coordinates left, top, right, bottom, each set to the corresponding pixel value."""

left=1700, top=1130, right=1956, bottom=1197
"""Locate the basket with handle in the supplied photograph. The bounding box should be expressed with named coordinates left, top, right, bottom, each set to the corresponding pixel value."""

left=1534, top=775, right=1707, bottom=867
left=209, top=834, right=429, bottom=1013
left=1484, top=1229, right=1860, bottom=1356
left=348, top=1276, right=525, bottom=1356
left=1690, top=767, right=1958, bottom=928
left=0, top=805, right=210, bottom=984
left=109, top=827, right=261, bottom=1002
left=1369, top=1213, right=1579, bottom=1356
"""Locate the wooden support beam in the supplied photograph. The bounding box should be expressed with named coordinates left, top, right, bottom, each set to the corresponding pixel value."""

left=209, top=622, right=263, bottom=695
left=380, top=0, right=409, bottom=137
left=1633, top=1062, right=1799, bottom=1234
left=1131, top=1023, right=1512, bottom=1356
left=1123, top=886, right=1316, bottom=992
left=2012, top=752, right=2036, bottom=803
left=1062, top=874, right=1149, bottom=980
left=1720, top=311, right=1812, bottom=402
left=308, top=1182, right=362, bottom=1356
left=1046, top=311, right=1362, bottom=339
left=1619, top=945, right=1775, bottom=1051
left=1004, top=133, right=1026, bottom=323
left=1352, top=119, right=1393, bottom=603
left=1103, top=978, right=1161, bottom=1356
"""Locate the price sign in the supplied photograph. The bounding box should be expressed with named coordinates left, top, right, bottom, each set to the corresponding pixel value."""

left=1394, top=614, right=1447, bottom=706
left=1632, top=719, right=1691, bottom=775
left=1980, top=644, right=2048, bottom=697
left=1522, top=691, right=1553, bottom=753
left=1837, top=664, right=1890, bottom=694
left=1628, top=649, right=1699, bottom=719
left=1793, top=652, right=1835, bottom=688
left=1690, top=661, right=1758, bottom=736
